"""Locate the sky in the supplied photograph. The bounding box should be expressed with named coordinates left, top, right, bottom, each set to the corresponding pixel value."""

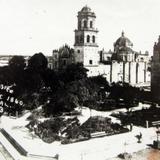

left=0, top=0, right=159, bottom=56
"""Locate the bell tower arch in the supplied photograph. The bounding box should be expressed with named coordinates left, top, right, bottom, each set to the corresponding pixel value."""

left=74, top=6, right=99, bottom=66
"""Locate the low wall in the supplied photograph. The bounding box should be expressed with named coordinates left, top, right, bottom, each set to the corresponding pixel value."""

left=1, top=129, right=58, bottom=160
left=1, top=128, right=27, bottom=156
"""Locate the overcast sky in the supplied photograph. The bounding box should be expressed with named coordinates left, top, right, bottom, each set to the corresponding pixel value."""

left=0, top=0, right=159, bottom=56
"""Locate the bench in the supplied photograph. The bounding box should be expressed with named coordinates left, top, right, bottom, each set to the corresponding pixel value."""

left=152, top=121, right=160, bottom=126
left=90, top=131, right=106, bottom=138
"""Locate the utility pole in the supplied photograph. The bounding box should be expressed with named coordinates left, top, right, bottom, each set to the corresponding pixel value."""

left=81, top=153, right=83, bottom=160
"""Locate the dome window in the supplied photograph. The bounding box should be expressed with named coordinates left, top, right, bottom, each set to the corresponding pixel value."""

left=89, top=60, right=93, bottom=64
left=63, top=60, right=67, bottom=66
left=87, top=35, right=90, bottom=43
left=84, top=20, right=87, bottom=28
left=90, top=21, right=93, bottom=28
left=92, top=35, right=95, bottom=43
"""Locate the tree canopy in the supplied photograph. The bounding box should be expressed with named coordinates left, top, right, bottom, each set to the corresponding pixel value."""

left=0, top=50, right=142, bottom=117
left=27, top=52, right=48, bottom=72
left=9, top=56, right=26, bottom=70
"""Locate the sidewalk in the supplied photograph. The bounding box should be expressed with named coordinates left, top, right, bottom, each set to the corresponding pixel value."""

left=58, top=126, right=156, bottom=160
left=0, top=105, right=157, bottom=160
left=0, top=130, right=53, bottom=160
left=2, top=125, right=156, bottom=160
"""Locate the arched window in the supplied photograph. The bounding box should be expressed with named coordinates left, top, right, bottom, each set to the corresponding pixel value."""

left=92, top=35, right=95, bottom=43
left=76, top=36, right=79, bottom=43
left=78, top=21, right=81, bottom=29
left=89, top=60, right=93, bottom=64
left=90, top=21, right=93, bottom=28
left=87, top=35, right=90, bottom=43
left=80, top=35, right=84, bottom=43
left=84, top=20, right=87, bottom=28
left=63, top=60, right=66, bottom=66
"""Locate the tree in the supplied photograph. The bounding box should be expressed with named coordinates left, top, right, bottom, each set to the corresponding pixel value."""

left=8, top=56, right=26, bottom=92
left=23, top=53, right=48, bottom=93
left=9, top=56, right=26, bottom=70
left=89, top=75, right=109, bottom=89
left=60, top=63, right=88, bottom=83
left=27, top=53, right=48, bottom=72
left=22, top=69, right=45, bottom=93
left=0, top=56, right=26, bottom=85
left=109, top=82, right=139, bottom=110
left=43, top=90, right=79, bottom=116
left=41, top=68, right=62, bottom=93
left=0, top=66, right=13, bottom=84
left=66, top=80, right=90, bottom=106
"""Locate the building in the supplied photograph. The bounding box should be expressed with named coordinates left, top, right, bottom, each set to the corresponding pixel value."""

left=52, top=44, right=74, bottom=70
left=74, top=5, right=99, bottom=67
left=0, top=55, right=54, bottom=70
left=112, top=31, right=134, bottom=62
left=0, top=55, right=13, bottom=66
left=107, top=32, right=150, bottom=84
left=0, top=55, right=30, bottom=67
left=51, top=6, right=150, bottom=85
left=151, top=36, right=160, bottom=101
left=99, top=49, right=112, bottom=64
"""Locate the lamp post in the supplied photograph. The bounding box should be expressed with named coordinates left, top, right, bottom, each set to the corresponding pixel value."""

left=157, top=130, right=160, bottom=141
left=156, top=129, right=160, bottom=149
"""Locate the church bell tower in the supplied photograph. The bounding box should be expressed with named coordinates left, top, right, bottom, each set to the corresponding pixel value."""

left=74, top=6, right=99, bottom=66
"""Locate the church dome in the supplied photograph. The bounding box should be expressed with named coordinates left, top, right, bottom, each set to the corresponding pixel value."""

left=61, top=48, right=69, bottom=58
left=59, top=45, right=73, bottom=58
left=114, top=31, right=133, bottom=51
left=81, top=5, right=92, bottom=12
left=79, top=5, right=96, bottom=17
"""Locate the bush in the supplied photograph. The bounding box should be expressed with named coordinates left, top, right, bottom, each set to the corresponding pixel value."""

left=118, top=152, right=132, bottom=159
left=61, top=138, right=70, bottom=144
left=42, top=133, right=60, bottom=143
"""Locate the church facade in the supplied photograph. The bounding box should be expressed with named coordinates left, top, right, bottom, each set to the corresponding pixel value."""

left=52, top=6, right=151, bottom=85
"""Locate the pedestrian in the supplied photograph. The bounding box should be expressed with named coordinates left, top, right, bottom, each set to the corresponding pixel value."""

left=130, top=123, right=133, bottom=131
left=140, top=132, right=142, bottom=139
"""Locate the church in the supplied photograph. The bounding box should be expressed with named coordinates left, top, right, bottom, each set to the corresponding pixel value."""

left=52, top=6, right=151, bottom=85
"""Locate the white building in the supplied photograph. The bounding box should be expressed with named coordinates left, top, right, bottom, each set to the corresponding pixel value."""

left=74, top=6, right=99, bottom=67
left=52, top=6, right=151, bottom=85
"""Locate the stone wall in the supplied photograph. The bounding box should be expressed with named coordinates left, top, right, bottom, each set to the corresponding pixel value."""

left=86, top=61, right=150, bottom=85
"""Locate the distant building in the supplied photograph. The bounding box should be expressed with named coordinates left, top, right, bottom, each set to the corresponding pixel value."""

left=0, top=55, right=12, bottom=66
left=0, top=6, right=151, bottom=87
left=0, top=55, right=54, bottom=70
left=99, top=49, right=112, bottom=64
left=151, top=36, right=160, bottom=101
left=0, top=55, right=30, bottom=67
left=73, top=6, right=150, bottom=85
left=51, top=6, right=151, bottom=85
left=0, top=6, right=151, bottom=86
left=52, top=44, right=74, bottom=70
left=112, top=31, right=134, bottom=62
left=47, top=56, right=54, bottom=69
